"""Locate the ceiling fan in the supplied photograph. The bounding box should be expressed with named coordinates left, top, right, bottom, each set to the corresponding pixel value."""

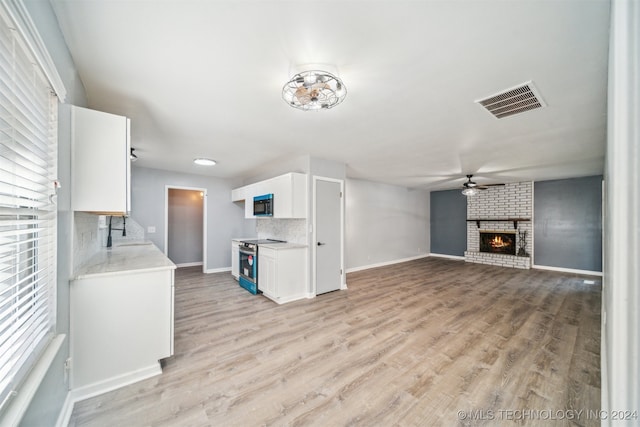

left=462, top=174, right=504, bottom=195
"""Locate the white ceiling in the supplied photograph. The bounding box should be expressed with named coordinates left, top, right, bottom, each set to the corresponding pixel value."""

left=50, top=0, right=610, bottom=191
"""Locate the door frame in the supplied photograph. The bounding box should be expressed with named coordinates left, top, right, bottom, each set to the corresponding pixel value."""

left=164, top=185, right=208, bottom=273
left=312, top=176, right=346, bottom=295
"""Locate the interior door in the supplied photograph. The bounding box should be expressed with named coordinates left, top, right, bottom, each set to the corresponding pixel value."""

left=315, top=179, right=342, bottom=295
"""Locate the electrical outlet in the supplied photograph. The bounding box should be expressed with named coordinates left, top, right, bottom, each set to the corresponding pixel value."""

left=147, top=226, right=156, bottom=233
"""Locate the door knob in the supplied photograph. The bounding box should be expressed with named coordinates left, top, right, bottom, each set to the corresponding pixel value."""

left=317, top=242, right=326, bottom=246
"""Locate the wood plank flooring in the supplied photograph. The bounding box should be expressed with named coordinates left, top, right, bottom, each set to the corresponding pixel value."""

left=68, top=258, right=601, bottom=426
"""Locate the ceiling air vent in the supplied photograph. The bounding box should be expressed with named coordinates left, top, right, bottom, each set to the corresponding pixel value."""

left=475, top=81, right=546, bottom=119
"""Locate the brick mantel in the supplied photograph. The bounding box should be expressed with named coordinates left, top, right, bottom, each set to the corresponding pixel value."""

left=464, top=182, right=533, bottom=269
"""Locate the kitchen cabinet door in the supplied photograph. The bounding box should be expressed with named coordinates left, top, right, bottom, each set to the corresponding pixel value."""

left=258, top=246, right=307, bottom=304
left=259, top=248, right=277, bottom=296
left=71, top=105, right=131, bottom=214
left=271, top=173, right=307, bottom=218
left=70, top=268, right=174, bottom=393
left=231, top=241, right=240, bottom=279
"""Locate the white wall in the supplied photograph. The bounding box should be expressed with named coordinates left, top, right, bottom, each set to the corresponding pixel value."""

left=602, top=0, right=640, bottom=421
left=345, top=178, right=430, bottom=271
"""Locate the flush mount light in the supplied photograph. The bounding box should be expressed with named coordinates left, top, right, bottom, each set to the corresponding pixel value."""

left=282, top=69, right=347, bottom=111
left=193, top=158, right=216, bottom=166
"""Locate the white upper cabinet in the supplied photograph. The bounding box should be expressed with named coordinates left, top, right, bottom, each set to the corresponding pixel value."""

left=71, top=106, right=131, bottom=214
left=232, top=172, right=308, bottom=219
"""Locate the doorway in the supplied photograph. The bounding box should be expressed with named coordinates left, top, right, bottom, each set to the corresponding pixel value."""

left=313, top=177, right=344, bottom=295
left=165, top=186, right=207, bottom=271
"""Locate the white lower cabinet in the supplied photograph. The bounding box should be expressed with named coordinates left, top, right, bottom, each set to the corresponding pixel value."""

left=258, top=245, right=307, bottom=304
left=70, top=268, right=174, bottom=395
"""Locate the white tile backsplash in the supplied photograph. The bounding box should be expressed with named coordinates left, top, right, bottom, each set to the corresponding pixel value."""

left=73, top=212, right=147, bottom=272
left=256, top=218, right=307, bottom=245
left=73, top=212, right=101, bottom=271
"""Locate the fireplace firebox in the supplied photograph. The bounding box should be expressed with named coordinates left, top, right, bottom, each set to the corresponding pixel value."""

left=480, top=231, right=516, bottom=255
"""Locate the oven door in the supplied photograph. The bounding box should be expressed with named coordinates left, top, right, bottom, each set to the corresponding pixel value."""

left=238, top=248, right=258, bottom=294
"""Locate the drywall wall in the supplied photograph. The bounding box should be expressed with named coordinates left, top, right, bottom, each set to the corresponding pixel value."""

left=430, top=189, right=467, bottom=257
left=21, top=0, right=88, bottom=425
left=534, top=176, right=602, bottom=272
left=345, top=178, right=429, bottom=270
left=131, top=167, right=251, bottom=271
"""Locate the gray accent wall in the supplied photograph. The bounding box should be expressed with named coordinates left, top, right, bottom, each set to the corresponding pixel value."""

left=345, top=179, right=429, bottom=270
left=131, top=167, right=251, bottom=271
left=534, top=176, right=602, bottom=272
left=21, top=1, right=88, bottom=425
left=430, top=189, right=467, bottom=257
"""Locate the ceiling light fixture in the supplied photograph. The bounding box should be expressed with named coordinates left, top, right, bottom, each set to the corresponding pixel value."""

left=282, top=69, right=347, bottom=111
left=462, top=187, right=479, bottom=196
left=193, top=158, right=216, bottom=166
left=130, top=147, right=138, bottom=162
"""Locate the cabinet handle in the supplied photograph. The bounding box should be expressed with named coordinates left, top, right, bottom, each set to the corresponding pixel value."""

left=317, top=242, right=326, bottom=246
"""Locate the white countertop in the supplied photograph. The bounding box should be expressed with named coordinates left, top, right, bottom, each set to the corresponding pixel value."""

left=74, top=241, right=176, bottom=280
left=258, top=242, right=308, bottom=250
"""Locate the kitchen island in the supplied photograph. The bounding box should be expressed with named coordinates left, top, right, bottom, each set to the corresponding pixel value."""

left=70, top=242, right=176, bottom=401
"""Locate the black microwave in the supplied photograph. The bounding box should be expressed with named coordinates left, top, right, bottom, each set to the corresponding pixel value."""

left=253, top=194, right=273, bottom=216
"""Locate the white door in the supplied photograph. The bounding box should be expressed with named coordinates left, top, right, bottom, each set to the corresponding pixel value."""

left=315, top=178, right=343, bottom=295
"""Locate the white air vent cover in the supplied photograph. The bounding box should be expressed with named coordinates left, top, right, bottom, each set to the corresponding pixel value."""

left=475, top=81, right=546, bottom=119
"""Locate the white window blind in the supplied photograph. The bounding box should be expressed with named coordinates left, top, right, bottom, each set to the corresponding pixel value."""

left=0, top=4, right=57, bottom=413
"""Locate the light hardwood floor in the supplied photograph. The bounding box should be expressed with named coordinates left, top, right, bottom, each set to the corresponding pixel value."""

left=68, top=258, right=601, bottom=426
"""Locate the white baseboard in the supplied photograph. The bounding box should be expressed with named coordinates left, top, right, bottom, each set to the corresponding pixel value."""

left=68, top=363, right=162, bottom=407
left=428, top=253, right=465, bottom=261
left=55, top=392, right=74, bottom=427
left=346, top=254, right=429, bottom=273
left=532, top=264, right=603, bottom=277
left=265, top=293, right=308, bottom=305
left=176, top=262, right=203, bottom=268
left=205, top=267, right=232, bottom=274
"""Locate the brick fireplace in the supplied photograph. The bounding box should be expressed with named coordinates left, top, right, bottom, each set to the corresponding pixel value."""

left=464, top=181, right=532, bottom=269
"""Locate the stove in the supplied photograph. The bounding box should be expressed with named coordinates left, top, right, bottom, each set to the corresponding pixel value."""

left=240, top=238, right=286, bottom=248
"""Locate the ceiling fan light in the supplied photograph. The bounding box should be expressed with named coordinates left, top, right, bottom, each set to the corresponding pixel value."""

left=462, top=187, right=478, bottom=196
left=282, top=69, right=347, bottom=111
left=303, top=73, right=317, bottom=86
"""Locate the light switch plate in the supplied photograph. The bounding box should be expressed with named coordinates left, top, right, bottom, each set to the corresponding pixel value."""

left=147, top=226, right=156, bottom=233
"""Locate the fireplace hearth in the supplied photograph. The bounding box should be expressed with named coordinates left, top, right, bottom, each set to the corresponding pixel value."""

left=480, top=231, right=516, bottom=255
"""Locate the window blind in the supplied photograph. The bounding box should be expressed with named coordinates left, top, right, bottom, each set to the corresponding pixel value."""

left=0, top=4, right=57, bottom=413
